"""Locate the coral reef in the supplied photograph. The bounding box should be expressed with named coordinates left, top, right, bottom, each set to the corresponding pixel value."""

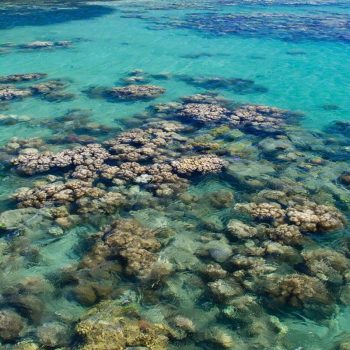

left=302, top=248, right=350, bottom=284
left=227, top=104, right=297, bottom=131
left=176, top=101, right=294, bottom=131
left=169, top=96, right=300, bottom=133
left=75, top=301, right=171, bottom=350
left=171, top=155, right=227, bottom=175
left=0, top=77, right=73, bottom=102
left=340, top=172, right=350, bottom=186
left=236, top=202, right=286, bottom=224
left=286, top=203, right=346, bottom=232
left=236, top=201, right=346, bottom=232
left=60, top=219, right=173, bottom=310
left=11, top=118, right=228, bottom=205
left=19, top=40, right=71, bottom=50
left=0, top=85, right=32, bottom=101
left=203, top=263, right=228, bottom=281
left=30, top=79, right=74, bottom=102
left=1, top=85, right=350, bottom=350
left=208, top=278, right=243, bottom=302
left=166, top=10, right=350, bottom=43
left=102, top=219, right=161, bottom=278
left=262, top=273, right=332, bottom=308
left=176, top=74, right=268, bottom=94
left=173, top=315, right=195, bottom=333
left=0, top=73, right=47, bottom=83
left=12, top=143, right=109, bottom=175
left=98, top=84, right=166, bottom=101
left=227, top=219, right=257, bottom=239
left=178, top=103, right=231, bottom=123
left=13, top=180, right=126, bottom=216
left=13, top=180, right=97, bottom=208
left=108, top=84, right=165, bottom=100
left=37, top=322, right=70, bottom=348
left=266, top=224, right=303, bottom=246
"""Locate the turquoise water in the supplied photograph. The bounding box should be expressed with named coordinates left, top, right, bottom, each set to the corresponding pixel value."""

left=0, top=0, right=350, bottom=349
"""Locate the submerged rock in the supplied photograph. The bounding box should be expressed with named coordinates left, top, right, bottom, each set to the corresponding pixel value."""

left=204, top=327, right=236, bottom=349
left=12, top=341, right=40, bottom=350
left=340, top=172, right=350, bottom=186
left=37, top=322, right=70, bottom=347
left=4, top=294, right=45, bottom=324
left=203, top=263, right=228, bottom=281
left=0, top=207, right=52, bottom=233
left=0, top=309, right=24, bottom=341
left=173, top=315, right=195, bottom=334
left=73, top=284, right=98, bottom=306
left=208, top=278, right=243, bottom=301
left=227, top=219, right=257, bottom=239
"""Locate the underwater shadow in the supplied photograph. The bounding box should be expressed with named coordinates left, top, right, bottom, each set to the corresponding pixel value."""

left=0, top=3, right=115, bottom=30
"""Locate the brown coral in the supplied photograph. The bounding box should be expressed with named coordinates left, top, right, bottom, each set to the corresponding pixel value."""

left=227, top=104, right=296, bottom=130
left=105, top=84, right=165, bottom=101
left=102, top=219, right=161, bottom=278
left=171, top=155, right=227, bottom=175
left=236, top=202, right=286, bottom=224
left=286, top=202, right=346, bottom=232
left=12, top=143, right=109, bottom=176
left=75, top=301, right=170, bottom=350
left=0, top=85, right=32, bottom=101
left=227, top=219, right=257, bottom=239
left=0, top=309, right=24, bottom=341
left=203, top=263, right=228, bottom=281
left=13, top=180, right=110, bottom=209
left=0, top=73, right=47, bottom=83
left=178, top=103, right=231, bottom=123
left=302, top=248, right=350, bottom=284
left=262, top=273, right=332, bottom=307
left=266, top=224, right=303, bottom=246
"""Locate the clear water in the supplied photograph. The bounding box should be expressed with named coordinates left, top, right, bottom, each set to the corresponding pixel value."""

left=0, top=0, right=349, bottom=349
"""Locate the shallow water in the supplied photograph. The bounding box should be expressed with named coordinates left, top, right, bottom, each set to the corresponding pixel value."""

left=0, top=0, right=350, bottom=349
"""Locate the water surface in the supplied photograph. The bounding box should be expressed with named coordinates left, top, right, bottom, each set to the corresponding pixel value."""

left=0, top=1, right=349, bottom=349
